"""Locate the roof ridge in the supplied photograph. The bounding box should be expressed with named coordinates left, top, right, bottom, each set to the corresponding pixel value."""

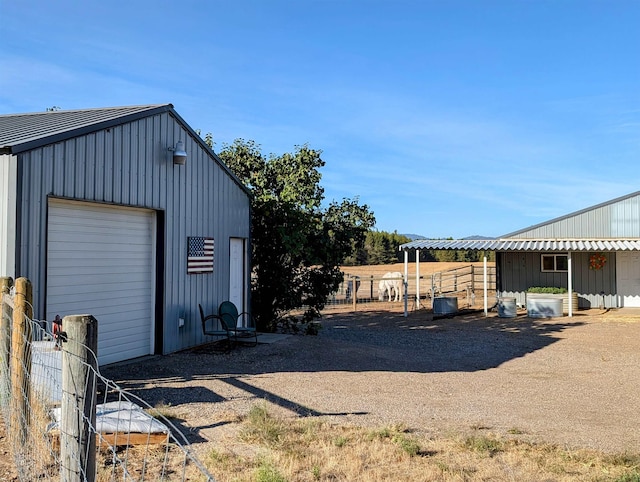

left=0, top=103, right=171, bottom=118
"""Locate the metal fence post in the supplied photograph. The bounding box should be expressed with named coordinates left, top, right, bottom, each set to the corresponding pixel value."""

left=61, top=314, right=98, bottom=482
left=10, top=277, right=32, bottom=448
left=0, top=277, right=13, bottom=406
left=351, top=276, right=357, bottom=311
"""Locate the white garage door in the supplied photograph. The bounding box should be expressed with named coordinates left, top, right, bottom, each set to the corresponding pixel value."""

left=47, top=200, right=155, bottom=365
left=616, top=251, right=640, bottom=308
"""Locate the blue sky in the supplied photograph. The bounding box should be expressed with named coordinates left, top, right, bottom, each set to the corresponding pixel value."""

left=1, top=1, right=639, bottom=238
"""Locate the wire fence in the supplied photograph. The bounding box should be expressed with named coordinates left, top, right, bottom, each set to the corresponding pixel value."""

left=1, top=277, right=216, bottom=482
left=324, top=264, right=497, bottom=312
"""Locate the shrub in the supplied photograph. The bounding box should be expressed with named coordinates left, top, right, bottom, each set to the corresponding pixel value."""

left=527, top=287, right=568, bottom=294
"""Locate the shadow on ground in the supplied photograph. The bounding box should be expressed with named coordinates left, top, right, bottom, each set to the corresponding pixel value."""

left=102, top=311, right=585, bottom=410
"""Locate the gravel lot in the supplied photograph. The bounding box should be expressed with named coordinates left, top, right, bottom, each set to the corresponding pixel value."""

left=103, top=308, right=640, bottom=456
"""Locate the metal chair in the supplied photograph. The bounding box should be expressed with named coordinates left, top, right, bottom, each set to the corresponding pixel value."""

left=218, top=301, right=258, bottom=346
left=198, top=304, right=236, bottom=350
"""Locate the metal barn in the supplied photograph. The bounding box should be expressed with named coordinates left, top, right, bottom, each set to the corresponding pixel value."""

left=400, top=191, right=640, bottom=314
left=0, top=104, right=251, bottom=365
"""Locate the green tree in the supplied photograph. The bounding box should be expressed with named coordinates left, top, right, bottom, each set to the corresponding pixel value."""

left=218, top=139, right=375, bottom=333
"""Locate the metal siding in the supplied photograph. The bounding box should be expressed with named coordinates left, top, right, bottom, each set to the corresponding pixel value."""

left=510, top=194, right=640, bottom=239
left=499, top=251, right=617, bottom=309
left=16, top=112, right=251, bottom=356
left=0, top=154, right=17, bottom=277
left=612, top=197, right=640, bottom=237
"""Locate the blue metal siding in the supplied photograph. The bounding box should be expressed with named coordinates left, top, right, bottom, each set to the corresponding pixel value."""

left=16, top=111, right=251, bottom=355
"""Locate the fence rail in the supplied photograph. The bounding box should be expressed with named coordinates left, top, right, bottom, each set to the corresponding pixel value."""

left=0, top=276, right=215, bottom=481
left=325, top=264, right=497, bottom=312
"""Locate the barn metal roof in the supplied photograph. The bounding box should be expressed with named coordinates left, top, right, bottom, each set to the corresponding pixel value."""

left=399, top=238, right=640, bottom=252
left=0, top=104, right=171, bottom=154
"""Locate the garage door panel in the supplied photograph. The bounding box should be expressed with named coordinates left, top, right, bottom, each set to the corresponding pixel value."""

left=48, top=245, right=152, bottom=258
left=47, top=281, right=152, bottom=298
left=47, top=272, right=152, bottom=286
left=47, top=200, right=155, bottom=365
left=101, top=326, right=150, bottom=346
left=47, top=299, right=151, bottom=319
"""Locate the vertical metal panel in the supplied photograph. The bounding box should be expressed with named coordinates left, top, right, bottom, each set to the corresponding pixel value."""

left=511, top=194, right=640, bottom=239
left=499, top=251, right=617, bottom=309
left=16, top=112, right=251, bottom=356
left=0, top=154, right=17, bottom=277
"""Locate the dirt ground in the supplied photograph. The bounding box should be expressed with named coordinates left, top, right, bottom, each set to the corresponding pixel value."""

left=0, top=423, right=17, bottom=482
left=100, top=307, right=640, bottom=464
left=340, top=261, right=493, bottom=278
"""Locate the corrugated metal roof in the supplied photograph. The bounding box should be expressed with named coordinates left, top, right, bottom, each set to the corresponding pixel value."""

left=399, top=239, right=640, bottom=251
left=0, top=104, right=171, bottom=153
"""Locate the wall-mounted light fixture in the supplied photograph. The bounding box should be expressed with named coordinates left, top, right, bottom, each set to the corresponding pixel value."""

left=169, top=140, right=187, bottom=165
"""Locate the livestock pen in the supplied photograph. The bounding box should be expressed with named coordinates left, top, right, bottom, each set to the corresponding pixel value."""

left=324, top=262, right=497, bottom=313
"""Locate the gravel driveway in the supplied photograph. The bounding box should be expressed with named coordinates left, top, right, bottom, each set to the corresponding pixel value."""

left=103, top=309, right=640, bottom=455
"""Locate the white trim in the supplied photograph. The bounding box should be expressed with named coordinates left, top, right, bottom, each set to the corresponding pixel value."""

left=403, top=249, right=409, bottom=317
left=0, top=155, right=17, bottom=277
left=567, top=251, right=573, bottom=317
left=415, top=249, right=420, bottom=309
left=541, top=253, right=568, bottom=272
left=229, top=237, right=246, bottom=323
left=483, top=256, right=488, bottom=317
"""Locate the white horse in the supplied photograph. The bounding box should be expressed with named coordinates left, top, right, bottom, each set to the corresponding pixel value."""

left=378, top=271, right=403, bottom=302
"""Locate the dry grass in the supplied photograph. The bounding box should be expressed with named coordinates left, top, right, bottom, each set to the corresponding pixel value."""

left=205, top=403, right=640, bottom=482
left=340, top=261, right=494, bottom=279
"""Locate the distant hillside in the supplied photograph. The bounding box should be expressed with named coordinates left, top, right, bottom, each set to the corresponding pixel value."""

left=401, top=234, right=495, bottom=241
left=463, top=235, right=495, bottom=240
left=401, top=234, right=427, bottom=240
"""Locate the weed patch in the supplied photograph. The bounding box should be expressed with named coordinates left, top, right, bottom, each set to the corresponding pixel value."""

left=205, top=404, right=640, bottom=482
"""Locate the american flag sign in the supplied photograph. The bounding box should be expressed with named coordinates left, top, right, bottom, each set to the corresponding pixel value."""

left=187, top=237, right=214, bottom=274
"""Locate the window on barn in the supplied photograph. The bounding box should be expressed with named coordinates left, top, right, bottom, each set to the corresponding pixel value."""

left=541, top=254, right=568, bottom=272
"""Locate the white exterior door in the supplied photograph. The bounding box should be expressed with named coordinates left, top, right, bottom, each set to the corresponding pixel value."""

left=229, top=238, right=246, bottom=325
left=47, top=200, right=155, bottom=365
left=616, top=251, right=640, bottom=307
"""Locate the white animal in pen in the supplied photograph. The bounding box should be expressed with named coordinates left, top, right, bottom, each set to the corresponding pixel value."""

left=378, top=272, right=403, bottom=302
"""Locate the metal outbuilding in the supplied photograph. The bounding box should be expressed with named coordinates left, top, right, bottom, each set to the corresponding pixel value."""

left=0, top=104, right=251, bottom=365
left=400, top=191, right=640, bottom=316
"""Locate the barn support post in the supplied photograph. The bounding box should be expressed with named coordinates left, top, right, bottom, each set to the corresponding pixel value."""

left=403, top=249, right=409, bottom=317
left=567, top=251, right=573, bottom=317
left=483, top=256, right=488, bottom=317
left=0, top=277, right=13, bottom=406
left=61, top=314, right=98, bottom=482
left=10, top=277, right=32, bottom=449
left=415, top=249, right=420, bottom=309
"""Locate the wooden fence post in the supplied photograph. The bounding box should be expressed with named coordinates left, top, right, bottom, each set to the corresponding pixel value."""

left=61, top=314, right=98, bottom=482
left=0, top=277, right=13, bottom=406
left=10, top=277, right=32, bottom=448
